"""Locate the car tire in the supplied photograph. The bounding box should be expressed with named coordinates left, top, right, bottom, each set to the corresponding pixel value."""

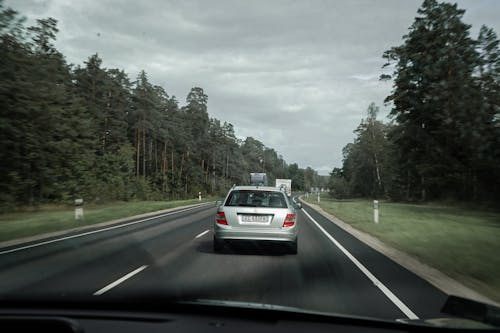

left=213, top=236, right=224, bottom=253
left=289, top=238, right=298, bottom=255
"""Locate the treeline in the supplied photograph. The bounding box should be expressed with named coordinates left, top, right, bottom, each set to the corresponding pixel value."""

left=329, top=0, right=500, bottom=202
left=0, top=2, right=320, bottom=210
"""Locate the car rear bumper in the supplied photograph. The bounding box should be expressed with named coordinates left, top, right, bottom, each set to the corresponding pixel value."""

left=214, top=225, right=297, bottom=242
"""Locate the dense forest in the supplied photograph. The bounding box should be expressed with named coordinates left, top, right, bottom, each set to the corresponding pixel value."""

left=329, top=0, right=500, bottom=203
left=0, top=2, right=323, bottom=211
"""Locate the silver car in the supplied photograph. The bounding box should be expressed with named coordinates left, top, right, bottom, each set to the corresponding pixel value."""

left=213, top=186, right=301, bottom=254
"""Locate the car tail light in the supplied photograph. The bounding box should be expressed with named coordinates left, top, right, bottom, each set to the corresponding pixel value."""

left=216, top=211, right=228, bottom=225
left=283, top=213, right=295, bottom=227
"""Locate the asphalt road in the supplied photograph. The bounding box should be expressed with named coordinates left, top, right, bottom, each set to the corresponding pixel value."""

left=0, top=200, right=448, bottom=320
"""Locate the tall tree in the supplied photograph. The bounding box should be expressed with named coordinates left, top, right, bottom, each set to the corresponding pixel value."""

left=473, top=25, right=500, bottom=200
left=382, top=0, right=479, bottom=200
left=0, top=1, right=322, bottom=207
left=339, top=104, right=391, bottom=198
left=131, top=70, right=156, bottom=178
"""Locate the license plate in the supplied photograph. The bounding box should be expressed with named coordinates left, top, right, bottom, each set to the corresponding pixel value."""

left=241, top=215, right=268, bottom=223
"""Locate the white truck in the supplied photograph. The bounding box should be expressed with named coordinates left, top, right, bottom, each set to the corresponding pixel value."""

left=275, top=178, right=292, bottom=197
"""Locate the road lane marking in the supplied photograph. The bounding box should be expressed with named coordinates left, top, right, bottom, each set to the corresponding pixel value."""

left=195, top=229, right=210, bottom=239
left=302, top=208, right=419, bottom=320
left=93, top=265, right=148, bottom=296
left=0, top=203, right=214, bottom=255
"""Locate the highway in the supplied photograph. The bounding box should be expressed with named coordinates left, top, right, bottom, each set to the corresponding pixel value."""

left=0, top=200, right=448, bottom=320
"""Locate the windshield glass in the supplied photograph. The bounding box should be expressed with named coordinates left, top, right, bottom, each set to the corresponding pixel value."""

left=0, top=0, right=499, bottom=329
left=225, top=190, right=289, bottom=208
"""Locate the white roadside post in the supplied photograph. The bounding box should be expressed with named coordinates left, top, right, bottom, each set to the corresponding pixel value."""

left=75, top=198, right=84, bottom=221
left=373, top=200, right=379, bottom=224
left=317, top=191, right=320, bottom=203
left=198, top=192, right=202, bottom=201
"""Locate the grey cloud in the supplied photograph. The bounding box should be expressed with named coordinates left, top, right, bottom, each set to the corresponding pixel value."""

left=7, top=0, right=500, bottom=174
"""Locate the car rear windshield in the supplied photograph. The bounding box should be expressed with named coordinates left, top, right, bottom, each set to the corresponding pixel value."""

left=225, top=190, right=289, bottom=208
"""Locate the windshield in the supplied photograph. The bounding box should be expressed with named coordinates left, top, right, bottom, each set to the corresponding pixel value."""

left=0, top=0, right=499, bottom=329
left=225, top=190, right=289, bottom=208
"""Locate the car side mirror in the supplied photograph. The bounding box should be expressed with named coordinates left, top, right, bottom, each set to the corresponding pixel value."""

left=294, top=202, right=302, bottom=209
left=215, top=200, right=223, bottom=207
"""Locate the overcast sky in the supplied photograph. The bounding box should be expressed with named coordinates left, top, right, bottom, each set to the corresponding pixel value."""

left=7, top=0, right=500, bottom=175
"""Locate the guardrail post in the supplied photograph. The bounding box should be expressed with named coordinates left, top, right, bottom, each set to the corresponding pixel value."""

left=374, top=200, right=379, bottom=224
left=75, top=198, right=84, bottom=221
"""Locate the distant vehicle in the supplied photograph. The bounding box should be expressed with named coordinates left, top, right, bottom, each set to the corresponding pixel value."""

left=275, top=178, right=292, bottom=197
left=214, top=186, right=302, bottom=254
left=249, top=172, right=268, bottom=186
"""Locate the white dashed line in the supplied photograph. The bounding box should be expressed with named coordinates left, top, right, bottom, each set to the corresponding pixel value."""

left=195, top=229, right=210, bottom=239
left=93, top=265, right=148, bottom=296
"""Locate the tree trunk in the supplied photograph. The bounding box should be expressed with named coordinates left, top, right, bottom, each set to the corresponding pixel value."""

left=374, top=153, right=382, bottom=188
left=370, top=119, right=382, bottom=193
left=171, top=149, right=174, bottom=174
left=179, top=152, right=184, bottom=182
left=142, top=123, right=146, bottom=178
left=162, top=142, right=168, bottom=192
left=472, top=170, right=478, bottom=201
left=102, top=116, right=107, bottom=154
left=136, top=127, right=140, bottom=177
left=104, top=90, right=111, bottom=153
left=154, top=136, right=158, bottom=174
left=162, top=142, right=167, bottom=175
left=160, top=142, right=164, bottom=174
left=212, top=152, right=216, bottom=193
left=421, top=175, right=426, bottom=201
left=406, top=168, right=411, bottom=201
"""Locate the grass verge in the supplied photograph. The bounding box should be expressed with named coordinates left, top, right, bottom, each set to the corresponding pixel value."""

left=303, top=194, right=500, bottom=302
left=0, top=198, right=215, bottom=243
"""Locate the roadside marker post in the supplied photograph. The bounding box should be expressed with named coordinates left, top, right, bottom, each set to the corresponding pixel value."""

left=317, top=192, right=320, bottom=203
left=75, top=198, right=84, bottom=221
left=198, top=192, right=202, bottom=201
left=374, top=200, right=379, bottom=224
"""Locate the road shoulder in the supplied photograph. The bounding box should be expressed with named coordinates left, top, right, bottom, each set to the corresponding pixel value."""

left=299, top=198, right=499, bottom=307
left=0, top=201, right=214, bottom=251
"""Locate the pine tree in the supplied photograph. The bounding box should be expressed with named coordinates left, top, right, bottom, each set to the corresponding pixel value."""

left=382, top=0, right=479, bottom=200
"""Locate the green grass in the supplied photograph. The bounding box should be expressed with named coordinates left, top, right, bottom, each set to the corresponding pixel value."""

left=303, top=194, right=500, bottom=302
left=0, top=198, right=215, bottom=243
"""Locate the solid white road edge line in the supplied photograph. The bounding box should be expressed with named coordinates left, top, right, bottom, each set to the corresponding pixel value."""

left=93, top=265, right=148, bottom=296
left=0, top=203, right=213, bottom=255
left=195, top=229, right=210, bottom=239
left=302, top=208, right=419, bottom=320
